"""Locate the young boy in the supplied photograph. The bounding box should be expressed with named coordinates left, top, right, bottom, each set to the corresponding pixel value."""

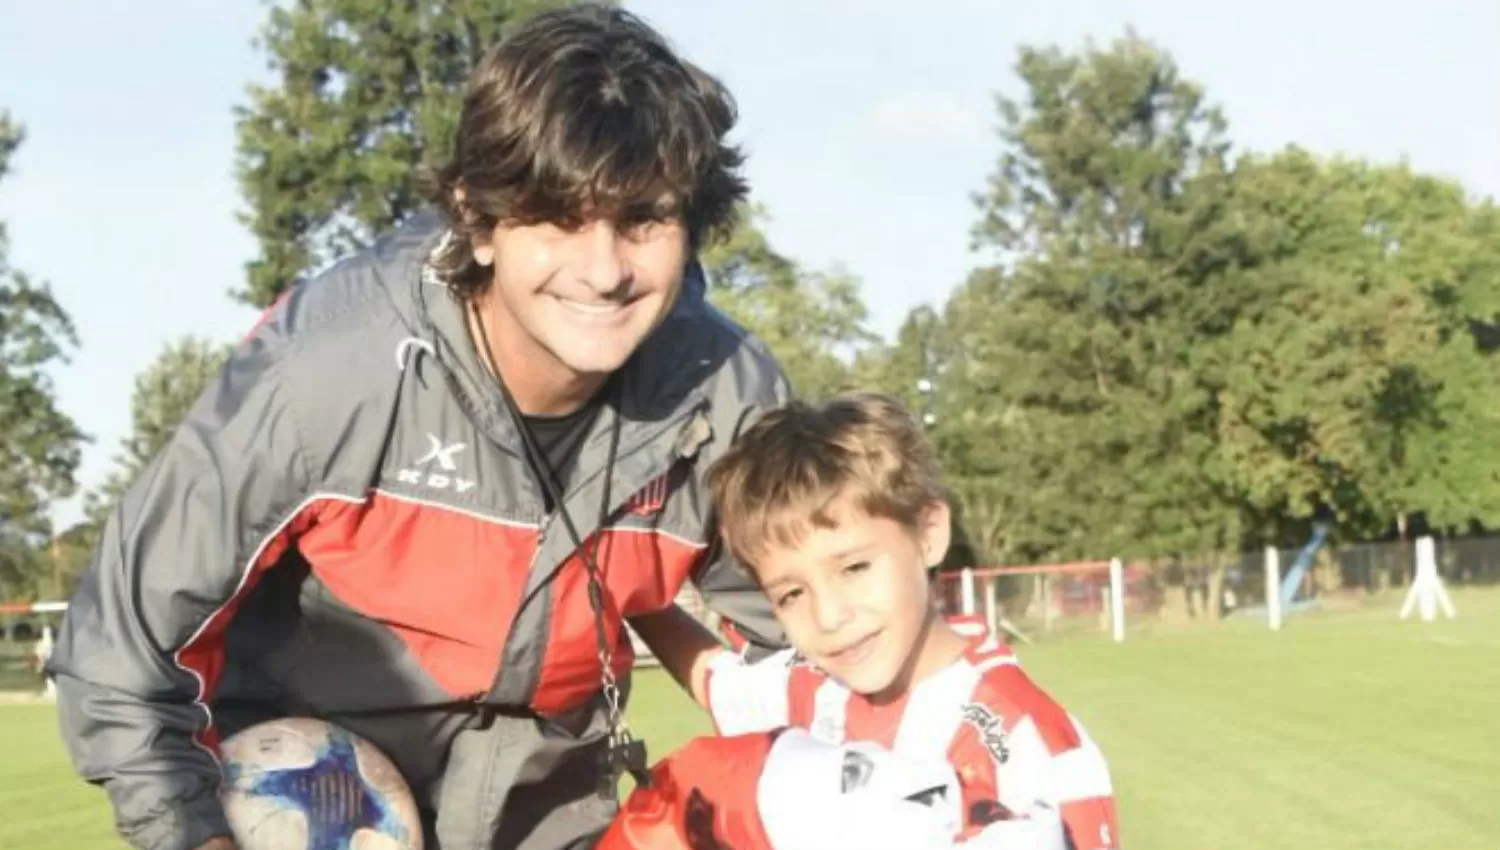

left=620, top=392, right=1121, bottom=849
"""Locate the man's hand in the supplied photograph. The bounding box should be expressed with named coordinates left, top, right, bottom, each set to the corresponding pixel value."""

left=194, top=837, right=238, bottom=850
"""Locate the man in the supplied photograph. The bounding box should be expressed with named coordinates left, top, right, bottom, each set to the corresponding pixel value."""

left=48, top=6, right=788, bottom=850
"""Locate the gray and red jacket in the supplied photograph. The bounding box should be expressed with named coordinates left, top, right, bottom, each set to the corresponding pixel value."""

left=48, top=212, right=790, bottom=850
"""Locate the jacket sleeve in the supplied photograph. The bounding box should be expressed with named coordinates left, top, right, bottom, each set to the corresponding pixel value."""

left=48, top=317, right=315, bottom=850
left=690, top=360, right=793, bottom=654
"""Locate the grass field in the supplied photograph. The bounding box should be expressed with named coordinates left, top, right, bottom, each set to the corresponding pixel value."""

left=3, top=587, right=1497, bottom=850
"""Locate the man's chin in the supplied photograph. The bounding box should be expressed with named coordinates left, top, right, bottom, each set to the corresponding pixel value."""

left=555, top=348, right=635, bottom=378
left=542, top=329, right=642, bottom=373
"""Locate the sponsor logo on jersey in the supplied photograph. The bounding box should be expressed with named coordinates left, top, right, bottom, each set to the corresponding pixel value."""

left=960, top=702, right=1010, bottom=764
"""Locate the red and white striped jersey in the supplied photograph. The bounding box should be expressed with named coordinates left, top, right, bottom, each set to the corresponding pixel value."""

left=704, top=618, right=1120, bottom=850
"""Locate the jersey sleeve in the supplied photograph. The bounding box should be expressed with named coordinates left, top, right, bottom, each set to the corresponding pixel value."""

left=703, top=647, right=801, bottom=736
left=1044, top=722, right=1119, bottom=850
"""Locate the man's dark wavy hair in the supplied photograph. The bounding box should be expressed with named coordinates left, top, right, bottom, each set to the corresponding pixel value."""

left=422, top=4, right=748, bottom=300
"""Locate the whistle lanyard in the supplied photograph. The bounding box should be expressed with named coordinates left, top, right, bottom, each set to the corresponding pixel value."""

left=469, top=303, right=650, bottom=794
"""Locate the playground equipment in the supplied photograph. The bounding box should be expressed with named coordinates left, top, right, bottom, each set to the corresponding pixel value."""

left=1278, top=522, right=1331, bottom=607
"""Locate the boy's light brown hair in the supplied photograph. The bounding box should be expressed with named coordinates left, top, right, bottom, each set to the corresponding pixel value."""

left=706, top=392, right=947, bottom=569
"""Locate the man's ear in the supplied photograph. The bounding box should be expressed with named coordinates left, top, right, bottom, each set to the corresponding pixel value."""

left=453, top=186, right=495, bottom=267
left=921, top=500, right=953, bottom=568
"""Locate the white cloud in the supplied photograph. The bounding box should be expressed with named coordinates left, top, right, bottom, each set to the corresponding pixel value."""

left=870, top=90, right=986, bottom=144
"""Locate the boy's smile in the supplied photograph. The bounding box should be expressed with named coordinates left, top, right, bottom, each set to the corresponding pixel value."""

left=753, top=496, right=965, bottom=702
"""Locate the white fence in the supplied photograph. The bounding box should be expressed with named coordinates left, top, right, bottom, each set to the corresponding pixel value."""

left=932, top=534, right=1463, bottom=643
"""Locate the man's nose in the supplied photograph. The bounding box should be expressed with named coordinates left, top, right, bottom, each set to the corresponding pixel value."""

left=575, top=219, right=632, bottom=296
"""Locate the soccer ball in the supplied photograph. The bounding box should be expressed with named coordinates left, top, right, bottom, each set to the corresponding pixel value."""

left=219, top=717, right=424, bottom=850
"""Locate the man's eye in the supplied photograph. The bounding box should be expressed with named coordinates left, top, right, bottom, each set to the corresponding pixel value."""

left=622, top=211, right=676, bottom=240
left=541, top=217, right=585, bottom=236
left=623, top=219, right=659, bottom=240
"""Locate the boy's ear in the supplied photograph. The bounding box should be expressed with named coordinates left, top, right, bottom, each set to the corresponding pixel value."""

left=921, top=500, right=953, bottom=568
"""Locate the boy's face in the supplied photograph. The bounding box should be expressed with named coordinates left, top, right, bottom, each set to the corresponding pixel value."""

left=474, top=196, right=689, bottom=379
left=753, top=498, right=953, bottom=700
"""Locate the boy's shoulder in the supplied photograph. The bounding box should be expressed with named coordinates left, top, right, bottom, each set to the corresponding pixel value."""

left=948, top=625, right=1089, bottom=757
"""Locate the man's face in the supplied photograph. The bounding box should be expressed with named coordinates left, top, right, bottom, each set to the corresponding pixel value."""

left=475, top=198, right=689, bottom=379
left=752, top=499, right=952, bottom=700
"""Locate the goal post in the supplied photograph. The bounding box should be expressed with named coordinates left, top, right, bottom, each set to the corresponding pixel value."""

left=936, top=559, right=1132, bottom=642
left=1400, top=535, right=1457, bottom=622
left=1265, top=545, right=1282, bottom=631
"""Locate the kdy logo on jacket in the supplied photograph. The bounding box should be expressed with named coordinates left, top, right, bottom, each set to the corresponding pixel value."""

left=397, top=433, right=476, bottom=493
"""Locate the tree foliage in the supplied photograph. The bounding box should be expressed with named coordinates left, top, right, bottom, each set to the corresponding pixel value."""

left=702, top=206, right=876, bottom=400
left=82, top=337, right=233, bottom=529
left=0, top=112, right=86, bottom=598
left=892, top=33, right=1500, bottom=615
left=234, top=0, right=593, bottom=307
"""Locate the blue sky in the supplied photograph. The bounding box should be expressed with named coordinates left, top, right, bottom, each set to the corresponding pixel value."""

left=1, top=0, right=1496, bottom=527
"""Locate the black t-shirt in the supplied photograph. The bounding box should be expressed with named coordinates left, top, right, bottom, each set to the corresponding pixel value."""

left=520, top=393, right=608, bottom=511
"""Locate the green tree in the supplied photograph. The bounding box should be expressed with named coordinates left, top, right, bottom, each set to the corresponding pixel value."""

left=81, top=337, right=233, bottom=538
left=853, top=304, right=942, bottom=415
left=1308, top=159, right=1500, bottom=536
left=234, top=0, right=592, bottom=308
left=702, top=205, right=876, bottom=400
left=0, top=113, right=87, bottom=598
left=957, top=33, right=1240, bottom=576
left=1175, top=150, right=1500, bottom=561
left=951, top=33, right=1500, bottom=618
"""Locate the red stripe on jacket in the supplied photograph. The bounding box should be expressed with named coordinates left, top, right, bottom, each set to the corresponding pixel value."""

left=532, top=526, right=710, bottom=716
left=174, top=500, right=324, bottom=755
left=180, top=489, right=714, bottom=721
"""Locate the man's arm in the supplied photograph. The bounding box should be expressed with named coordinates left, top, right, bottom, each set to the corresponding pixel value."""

left=49, top=312, right=313, bottom=850
left=627, top=605, right=725, bottom=707
left=690, top=362, right=794, bottom=656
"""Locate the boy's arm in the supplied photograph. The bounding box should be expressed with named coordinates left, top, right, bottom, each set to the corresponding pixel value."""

left=1049, top=738, right=1120, bottom=850
left=981, top=696, right=1120, bottom=849
left=627, top=605, right=726, bottom=707
left=962, top=657, right=1120, bottom=850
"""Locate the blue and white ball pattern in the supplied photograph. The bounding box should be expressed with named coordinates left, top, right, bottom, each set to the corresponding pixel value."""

left=219, top=717, right=423, bottom=850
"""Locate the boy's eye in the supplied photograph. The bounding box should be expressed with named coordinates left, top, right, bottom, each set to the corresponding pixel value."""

left=774, top=588, right=803, bottom=609
left=843, top=560, right=871, bottom=576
